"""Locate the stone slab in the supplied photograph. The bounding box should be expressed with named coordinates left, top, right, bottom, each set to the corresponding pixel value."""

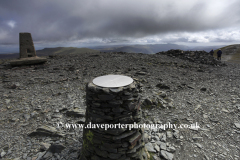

left=9, top=57, right=47, bottom=66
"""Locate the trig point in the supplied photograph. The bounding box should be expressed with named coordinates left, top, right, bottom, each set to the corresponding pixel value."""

left=19, top=33, right=37, bottom=58
left=9, top=32, right=47, bottom=66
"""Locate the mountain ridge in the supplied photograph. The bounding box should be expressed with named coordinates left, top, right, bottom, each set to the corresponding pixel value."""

left=1, top=43, right=238, bottom=61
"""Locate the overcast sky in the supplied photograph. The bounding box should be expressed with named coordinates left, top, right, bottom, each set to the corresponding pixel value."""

left=1, top=0, right=240, bottom=53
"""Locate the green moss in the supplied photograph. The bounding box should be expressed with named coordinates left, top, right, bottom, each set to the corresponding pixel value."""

left=86, top=130, right=93, bottom=143
left=142, top=104, right=152, bottom=110
left=149, top=152, right=154, bottom=160
left=83, top=130, right=94, bottom=149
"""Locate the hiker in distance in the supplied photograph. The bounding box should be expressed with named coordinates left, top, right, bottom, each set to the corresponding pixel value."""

left=209, top=49, right=214, bottom=56
left=217, top=49, right=222, bottom=60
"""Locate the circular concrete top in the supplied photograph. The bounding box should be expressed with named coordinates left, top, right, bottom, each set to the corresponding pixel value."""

left=93, top=75, right=133, bottom=88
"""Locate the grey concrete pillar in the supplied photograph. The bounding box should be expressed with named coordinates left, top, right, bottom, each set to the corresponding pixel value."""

left=19, top=32, right=36, bottom=58
left=80, top=75, right=148, bottom=160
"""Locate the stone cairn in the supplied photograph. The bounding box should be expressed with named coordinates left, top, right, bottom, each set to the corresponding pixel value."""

left=80, top=75, right=149, bottom=160
left=157, top=49, right=225, bottom=66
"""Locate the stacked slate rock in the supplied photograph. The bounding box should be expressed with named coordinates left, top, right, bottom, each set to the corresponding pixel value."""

left=80, top=80, right=149, bottom=160
left=156, top=49, right=225, bottom=66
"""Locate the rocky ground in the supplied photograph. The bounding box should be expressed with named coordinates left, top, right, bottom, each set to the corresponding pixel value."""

left=0, top=50, right=240, bottom=160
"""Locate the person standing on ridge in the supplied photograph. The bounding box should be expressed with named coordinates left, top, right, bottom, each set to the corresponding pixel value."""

left=209, top=49, right=214, bottom=56
left=217, top=49, right=222, bottom=60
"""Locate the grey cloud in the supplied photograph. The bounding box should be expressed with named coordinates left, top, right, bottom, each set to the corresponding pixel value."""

left=0, top=0, right=240, bottom=46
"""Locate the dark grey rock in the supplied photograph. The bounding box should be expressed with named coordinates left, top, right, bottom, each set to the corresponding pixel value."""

left=66, top=108, right=85, bottom=117
left=160, top=150, right=173, bottom=160
left=48, top=143, right=65, bottom=153
left=23, top=114, right=31, bottom=120
left=0, top=151, right=6, bottom=158
left=234, top=123, right=240, bottom=129
left=98, top=94, right=115, bottom=101
left=40, top=142, right=51, bottom=151
left=154, top=145, right=160, bottom=152
left=167, top=146, right=176, bottom=153
left=136, top=71, right=147, bottom=75
left=200, top=87, right=207, bottom=91
left=10, top=57, right=47, bottom=66
left=145, top=142, right=156, bottom=153
left=108, top=153, right=123, bottom=159
left=94, top=147, right=108, bottom=158
left=28, top=125, right=64, bottom=137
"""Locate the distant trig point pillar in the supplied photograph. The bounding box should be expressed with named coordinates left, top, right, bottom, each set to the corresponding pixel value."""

left=9, top=32, right=47, bottom=66
left=19, top=33, right=37, bottom=58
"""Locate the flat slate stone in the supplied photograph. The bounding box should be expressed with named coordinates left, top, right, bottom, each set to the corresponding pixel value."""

left=28, top=125, right=64, bottom=137
left=234, top=123, right=240, bottom=129
left=66, top=109, right=85, bottom=117
left=9, top=57, right=47, bottom=66
left=48, top=143, right=65, bottom=153
left=160, top=150, right=173, bottom=160
left=145, top=142, right=156, bottom=153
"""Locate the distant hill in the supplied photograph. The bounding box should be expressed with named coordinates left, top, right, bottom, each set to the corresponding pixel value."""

left=91, top=43, right=226, bottom=54
left=0, top=53, right=19, bottom=59
left=213, top=44, right=240, bottom=63
left=92, top=44, right=190, bottom=54
left=0, top=47, right=100, bottom=59
left=0, top=43, right=233, bottom=60
left=37, top=47, right=99, bottom=56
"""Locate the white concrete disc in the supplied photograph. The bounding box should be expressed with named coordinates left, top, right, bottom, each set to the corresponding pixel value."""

left=93, top=75, right=133, bottom=88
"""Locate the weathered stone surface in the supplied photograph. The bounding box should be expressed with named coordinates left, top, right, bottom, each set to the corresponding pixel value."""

left=1, top=48, right=238, bottom=160
left=173, top=130, right=180, bottom=139
left=94, top=147, right=108, bottom=158
left=234, top=123, right=240, bottom=129
left=156, top=83, right=170, bottom=90
left=156, top=49, right=225, bottom=66
left=98, top=94, right=115, bottom=101
left=108, top=153, right=123, bottom=159
left=1, top=151, right=6, bottom=158
left=154, top=144, right=160, bottom=152
left=19, top=32, right=36, bottom=58
left=145, top=142, right=156, bottom=153
left=136, top=71, right=147, bottom=75
left=10, top=57, right=47, bottom=66
left=166, top=131, right=173, bottom=138
left=9, top=33, right=47, bottom=66
left=110, top=87, right=123, bottom=93
left=48, top=143, right=65, bottom=153
left=160, top=150, right=174, bottom=160
left=28, top=125, right=64, bottom=137
left=40, top=142, right=51, bottom=151
left=167, top=146, right=176, bottom=153
left=66, top=108, right=85, bottom=117
left=112, top=130, right=136, bottom=140
left=128, top=131, right=142, bottom=147
left=158, top=141, right=167, bottom=150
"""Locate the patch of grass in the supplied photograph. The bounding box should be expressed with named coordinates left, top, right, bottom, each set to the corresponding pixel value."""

left=229, top=47, right=240, bottom=63
left=213, top=44, right=240, bottom=59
